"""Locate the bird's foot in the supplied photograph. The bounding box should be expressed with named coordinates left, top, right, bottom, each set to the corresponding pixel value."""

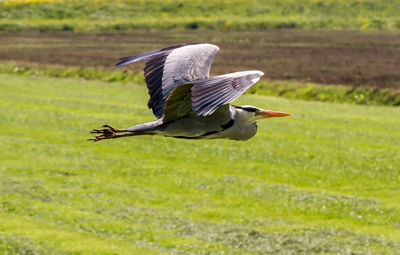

left=88, top=133, right=115, bottom=142
left=88, top=125, right=127, bottom=142
left=91, top=124, right=123, bottom=133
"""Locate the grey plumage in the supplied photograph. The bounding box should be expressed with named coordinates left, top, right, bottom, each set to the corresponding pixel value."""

left=117, top=43, right=219, bottom=118
left=89, top=43, right=291, bottom=142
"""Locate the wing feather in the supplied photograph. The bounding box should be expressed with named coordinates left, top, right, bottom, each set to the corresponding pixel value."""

left=115, top=43, right=219, bottom=119
left=191, top=71, right=264, bottom=116
left=162, top=70, right=264, bottom=122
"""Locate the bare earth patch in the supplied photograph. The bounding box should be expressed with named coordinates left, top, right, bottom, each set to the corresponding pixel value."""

left=1, top=30, right=399, bottom=90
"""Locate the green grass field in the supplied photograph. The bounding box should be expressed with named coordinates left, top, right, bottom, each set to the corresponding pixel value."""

left=1, top=73, right=400, bottom=254
left=2, top=61, right=399, bottom=106
left=1, top=0, right=400, bottom=32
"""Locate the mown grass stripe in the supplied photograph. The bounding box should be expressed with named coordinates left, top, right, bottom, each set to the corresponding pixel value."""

left=1, top=0, right=400, bottom=31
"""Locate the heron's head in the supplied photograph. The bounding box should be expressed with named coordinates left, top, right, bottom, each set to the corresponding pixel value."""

left=236, top=105, right=292, bottom=122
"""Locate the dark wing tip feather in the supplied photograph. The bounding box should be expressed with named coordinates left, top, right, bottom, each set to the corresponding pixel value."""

left=114, top=44, right=192, bottom=69
left=114, top=49, right=159, bottom=69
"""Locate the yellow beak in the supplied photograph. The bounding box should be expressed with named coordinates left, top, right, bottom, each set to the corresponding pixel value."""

left=256, top=110, right=292, bottom=118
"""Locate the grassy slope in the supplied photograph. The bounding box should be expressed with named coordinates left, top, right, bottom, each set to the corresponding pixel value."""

left=1, top=0, right=400, bottom=32
left=1, top=73, right=400, bottom=254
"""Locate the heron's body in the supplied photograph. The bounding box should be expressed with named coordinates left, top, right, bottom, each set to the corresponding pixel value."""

left=89, top=43, right=291, bottom=142
left=126, top=105, right=258, bottom=141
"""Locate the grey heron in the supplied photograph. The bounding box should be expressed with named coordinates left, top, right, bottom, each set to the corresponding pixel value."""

left=89, top=43, right=291, bottom=142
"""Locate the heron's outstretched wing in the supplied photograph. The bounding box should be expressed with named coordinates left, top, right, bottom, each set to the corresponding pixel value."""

left=191, top=70, right=264, bottom=116
left=115, top=43, right=220, bottom=119
left=163, top=70, right=264, bottom=122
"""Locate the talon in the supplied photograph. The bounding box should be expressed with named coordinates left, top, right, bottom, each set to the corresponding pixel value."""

left=88, top=129, right=115, bottom=142
left=102, top=124, right=117, bottom=132
left=90, top=129, right=104, bottom=134
left=88, top=124, right=127, bottom=142
left=104, top=129, right=115, bottom=135
left=90, top=127, right=116, bottom=135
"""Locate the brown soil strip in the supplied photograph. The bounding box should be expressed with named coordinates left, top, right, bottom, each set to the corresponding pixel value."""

left=1, top=30, right=399, bottom=89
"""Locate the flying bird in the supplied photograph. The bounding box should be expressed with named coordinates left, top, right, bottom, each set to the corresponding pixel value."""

left=89, top=43, right=291, bottom=142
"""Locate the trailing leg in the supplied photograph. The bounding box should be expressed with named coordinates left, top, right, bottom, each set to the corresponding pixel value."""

left=88, top=131, right=152, bottom=142
left=88, top=122, right=161, bottom=142
left=90, top=124, right=127, bottom=135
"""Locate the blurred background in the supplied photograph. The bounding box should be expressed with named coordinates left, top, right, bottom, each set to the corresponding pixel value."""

left=1, top=0, right=399, bottom=254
